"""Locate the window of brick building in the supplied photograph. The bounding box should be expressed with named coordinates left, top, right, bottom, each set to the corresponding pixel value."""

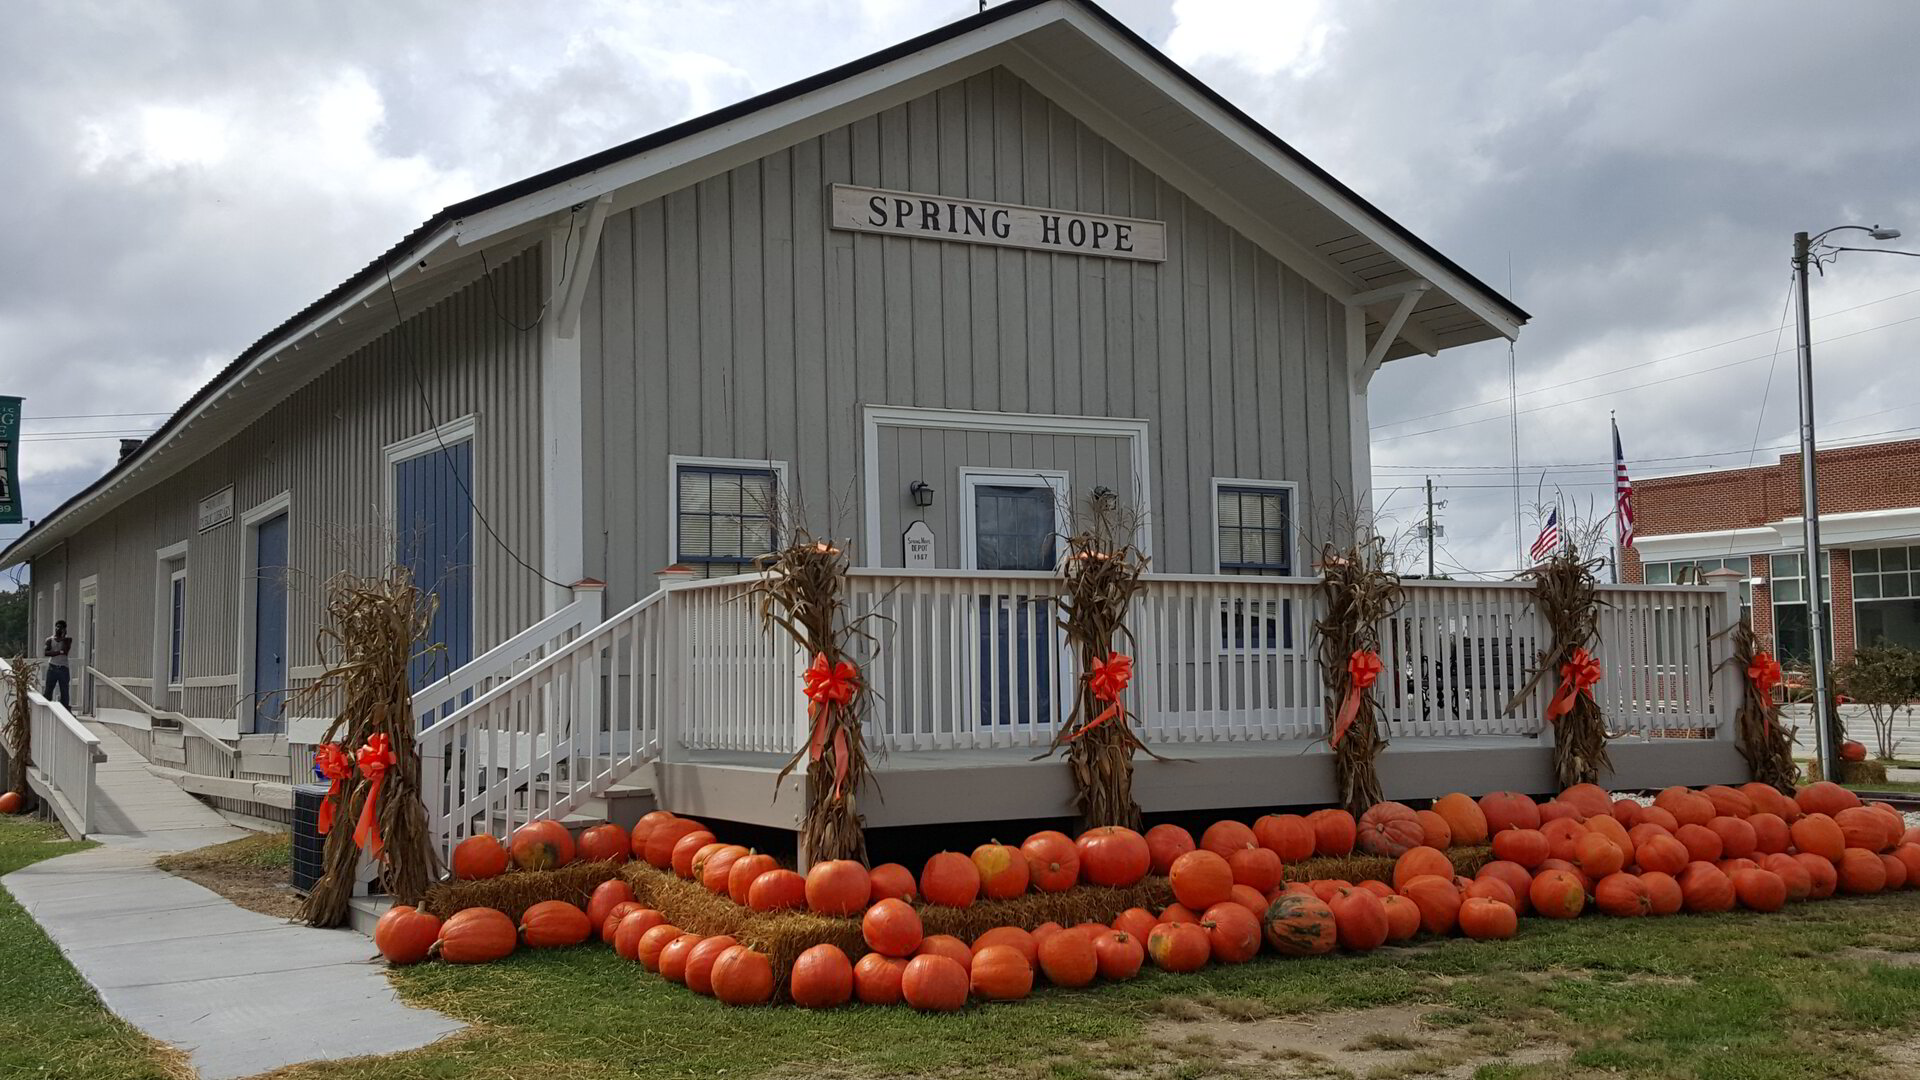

left=1770, top=552, right=1831, bottom=665
left=1852, top=545, right=1920, bottom=650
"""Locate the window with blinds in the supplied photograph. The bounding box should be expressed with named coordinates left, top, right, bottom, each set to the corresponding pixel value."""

left=1216, top=483, right=1294, bottom=575
left=676, top=464, right=779, bottom=577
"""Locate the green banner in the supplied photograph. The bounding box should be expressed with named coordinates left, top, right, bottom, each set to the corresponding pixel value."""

left=0, top=397, right=20, bottom=525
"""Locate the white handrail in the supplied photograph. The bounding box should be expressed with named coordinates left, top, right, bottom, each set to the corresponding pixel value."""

left=86, top=666, right=238, bottom=759
left=23, top=689, right=104, bottom=836
left=412, top=585, right=605, bottom=723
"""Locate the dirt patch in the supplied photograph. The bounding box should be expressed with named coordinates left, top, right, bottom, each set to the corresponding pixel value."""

left=1144, top=1002, right=1568, bottom=1078
left=155, top=830, right=302, bottom=920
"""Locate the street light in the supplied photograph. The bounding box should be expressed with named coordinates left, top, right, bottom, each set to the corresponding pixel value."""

left=1791, top=223, right=1904, bottom=780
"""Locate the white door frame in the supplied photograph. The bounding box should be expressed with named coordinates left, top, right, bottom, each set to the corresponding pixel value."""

left=957, top=469, right=1070, bottom=571
left=236, top=491, right=292, bottom=732
left=77, top=576, right=97, bottom=715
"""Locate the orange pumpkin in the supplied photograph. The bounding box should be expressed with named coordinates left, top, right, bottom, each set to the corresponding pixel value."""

left=1635, top=870, right=1680, bottom=915
left=747, top=868, right=808, bottom=912
left=1112, top=907, right=1159, bottom=944
left=670, top=830, right=717, bottom=879
left=576, top=823, right=630, bottom=864
left=1841, top=739, right=1868, bottom=762
left=863, top=897, right=924, bottom=957
left=1148, top=920, right=1214, bottom=970
left=1679, top=862, right=1736, bottom=912
left=971, top=842, right=1030, bottom=899
left=1790, top=814, right=1847, bottom=861
left=1748, top=813, right=1791, bottom=856
left=1261, top=892, right=1337, bottom=955
left=868, top=862, right=918, bottom=903
left=1838, top=848, right=1887, bottom=894
left=643, top=816, right=705, bottom=869
left=1094, top=930, right=1145, bottom=980
left=1253, top=813, right=1317, bottom=860
left=1638, top=805, right=1681, bottom=832
left=685, top=934, right=740, bottom=996
left=1021, top=830, right=1081, bottom=892
left=1357, top=802, right=1426, bottom=857
left=1539, top=857, right=1590, bottom=894
left=1528, top=869, right=1586, bottom=919
left=853, top=953, right=908, bottom=1005
left=697, top=844, right=750, bottom=894
left=1730, top=868, right=1786, bottom=912
left=805, top=859, right=871, bottom=916
left=1476, top=861, right=1534, bottom=914
left=374, top=905, right=441, bottom=966
left=1541, top=817, right=1589, bottom=862
left=436, top=907, right=517, bottom=964
left=1611, top=798, right=1643, bottom=825
left=1078, top=826, right=1152, bottom=887
left=1635, top=832, right=1690, bottom=875
left=520, top=900, right=592, bottom=947
left=1159, top=902, right=1201, bottom=925
left=1329, top=887, right=1389, bottom=951
left=584, top=879, right=635, bottom=931
left=1358, top=879, right=1395, bottom=900
left=790, top=943, right=853, bottom=1008
left=1145, top=823, right=1197, bottom=874
left=1399, top=874, right=1464, bottom=934
left=1458, top=896, right=1517, bottom=940
left=1654, top=787, right=1716, bottom=828
left=971, top=926, right=1039, bottom=967
left=727, top=853, right=779, bottom=905
left=1593, top=872, right=1651, bottom=917
left=1491, top=828, right=1550, bottom=868
left=1037, top=924, right=1099, bottom=985
left=1199, top=819, right=1259, bottom=860
left=1541, top=800, right=1586, bottom=824
left=916, top=934, right=974, bottom=974
left=450, top=835, right=509, bottom=880
left=1227, top=846, right=1283, bottom=893
left=1479, top=791, right=1542, bottom=833
left=1835, top=807, right=1892, bottom=853
left=1895, top=844, right=1920, bottom=887
left=509, top=820, right=575, bottom=871
left=1432, top=793, right=1490, bottom=845
left=1741, top=782, right=1795, bottom=820
left=636, top=923, right=684, bottom=971
left=1699, top=784, right=1756, bottom=819
left=1675, top=823, right=1724, bottom=864
left=1762, top=853, right=1813, bottom=901
left=710, top=945, right=775, bottom=1006
left=1200, top=901, right=1262, bottom=964
left=1392, top=846, right=1455, bottom=890
left=1796, top=781, right=1861, bottom=817
left=1887, top=851, right=1915, bottom=890
left=1794, top=852, right=1840, bottom=899
left=1702, top=816, right=1756, bottom=859
left=1585, top=815, right=1634, bottom=858
left=1415, top=810, right=1453, bottom=850
left=1371, top=893, right=1417, bottom=941
left=1573, top=831, right=1626, bottom=879
left=921, top=851, right=982, bottom=907
left=600, top=901, right=644, bottom=943
left=1307, top=808, right=1357, bottom=856
left=612, top=908, right=666, bottom=959
left=1230, top=882, right=1270, bottom=916
left=627, top=810, right=676, bottom=858
left=901, top=954, right=969, bottom=1011
left=970, top=944, right=1033, bottom=1001
left=1169, top=850, right=1235, bottom=910
left=1559, top=783, right=1614, bottom=819
left=1464, top=875, right=1517, bottom=912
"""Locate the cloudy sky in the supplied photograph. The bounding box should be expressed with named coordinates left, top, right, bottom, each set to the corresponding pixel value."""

left=3, top=0, right=1918, bottom=577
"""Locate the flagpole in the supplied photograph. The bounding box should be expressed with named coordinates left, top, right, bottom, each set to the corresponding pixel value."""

left=1610, top=413, right=1621, bottom=583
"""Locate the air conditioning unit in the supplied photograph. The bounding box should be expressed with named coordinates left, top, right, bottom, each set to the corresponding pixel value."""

left=290, top=783, right=331, bottom=894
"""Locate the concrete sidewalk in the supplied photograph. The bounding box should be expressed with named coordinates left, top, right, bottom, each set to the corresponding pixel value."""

left=2, top=722, right=462, bottom=1078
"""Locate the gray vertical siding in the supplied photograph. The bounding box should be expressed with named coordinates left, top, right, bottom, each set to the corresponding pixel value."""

left=33, top=250, right=546, bottom=728
left=581, top=66, right=1352, bottom=607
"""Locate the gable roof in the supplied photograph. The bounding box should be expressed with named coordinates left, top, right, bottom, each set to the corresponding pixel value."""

left=3, top=0, right=1524, bottom=568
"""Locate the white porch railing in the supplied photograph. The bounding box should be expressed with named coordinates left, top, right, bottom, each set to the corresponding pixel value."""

left=412, top=582, right=605, bottom=725
left=416, top=569, right=1745, bottom=855
left=23, top=689, right=106, bottom=837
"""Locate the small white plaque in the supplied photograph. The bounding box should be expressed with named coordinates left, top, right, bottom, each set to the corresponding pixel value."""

left=198, top=485, right=234, bottom=532
left=903, top=520, right=936, bottom=569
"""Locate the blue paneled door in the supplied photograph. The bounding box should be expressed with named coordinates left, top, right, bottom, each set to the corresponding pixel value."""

left=252, top=513, right=290, bottom=733
left=395, top=442, right=474, bottom=696
left=971, top=482, right=1059, bottom=726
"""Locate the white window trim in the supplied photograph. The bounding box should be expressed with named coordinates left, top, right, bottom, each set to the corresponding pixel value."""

left=152, top=541, right=189, bottom=696
left=956, top=468, right=1070, bottom=572
left=166, top=567, right=189, bottom=691
left=666, top=455, right=791, bottom=571
left=1210, top=478, right=1300, bottom=575
left=862, top=405, right=1153, bottom=565
left=236, top=491, right=292, bottom=733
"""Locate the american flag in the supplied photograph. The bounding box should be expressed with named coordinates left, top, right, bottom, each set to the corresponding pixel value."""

left=1613, top=418, right=1635, bottom=550
left=1529, top=508, right=1561, bottom=563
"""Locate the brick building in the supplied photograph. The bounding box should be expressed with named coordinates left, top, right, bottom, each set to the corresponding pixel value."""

left=1623, top=437, right=1920, bottom=664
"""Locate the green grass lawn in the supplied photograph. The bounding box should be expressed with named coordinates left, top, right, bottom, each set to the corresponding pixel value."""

left=0, top=817, right=188, bottom=1080
left=264, top=891, right=1920, bottom=1080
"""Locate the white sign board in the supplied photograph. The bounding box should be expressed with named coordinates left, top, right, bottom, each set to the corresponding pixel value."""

left=198, top=485, right=234, bottom=533
left=903, top=520, right=936, bottom=569
left=831, top=184, right=1166, bottom=262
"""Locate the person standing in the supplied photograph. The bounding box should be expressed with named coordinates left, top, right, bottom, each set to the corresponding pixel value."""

left=43, top=620, right=71, bottom=708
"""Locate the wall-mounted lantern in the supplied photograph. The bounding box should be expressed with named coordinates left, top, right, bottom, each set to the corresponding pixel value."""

left=909, top=480, right=936, bottom=508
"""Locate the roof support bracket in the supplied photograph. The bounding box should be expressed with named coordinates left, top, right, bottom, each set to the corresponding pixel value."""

left=1355, top=282, right=1429, bottom=385
left=555, top=194, right=613, bottom=340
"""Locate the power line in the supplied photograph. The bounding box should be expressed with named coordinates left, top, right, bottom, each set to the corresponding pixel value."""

left=1394, top=423, right=1920, bottom=487
left=1367, top=286, right=1920, bottom=428
left=17, top=411, right=173, bottom=421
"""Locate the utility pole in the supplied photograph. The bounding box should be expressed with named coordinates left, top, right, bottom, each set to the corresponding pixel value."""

left=1793, top=229, right=1837, bottom=781
left=1417, top=477, right=1444, bottom=577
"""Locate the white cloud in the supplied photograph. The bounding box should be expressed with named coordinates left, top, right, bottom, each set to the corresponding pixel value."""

left=1165, top=0, right=1334, bottom=77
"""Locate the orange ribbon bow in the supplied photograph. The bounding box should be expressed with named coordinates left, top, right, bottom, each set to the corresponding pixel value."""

left=1330, top=649, right=1383, bottom=748
left=801, top=652, right=861, bottom=801
left=1547, top=647, right=1603, bottom=722
left=1067, top=652, right=1135, bottom=742
left=313, top=743, right=352, bottom=837
left=352, top=734, right=397, bottom=860
left=1748, top=651, right=1784, bottom=736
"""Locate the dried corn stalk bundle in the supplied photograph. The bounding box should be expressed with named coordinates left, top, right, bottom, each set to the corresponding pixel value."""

left=5, top=657, right=33, bottom=803
left=1729, top=619, right=1797, bottom=791
left=751, top=532, right=883, bottom=865
left=1042, top=502, right=1150, bottom=830
left=299, top=566, right=440, bottom=926
left=1505, top=547, right=1611, bottom=788
left=1314, top=536, right=1402, bottom=815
